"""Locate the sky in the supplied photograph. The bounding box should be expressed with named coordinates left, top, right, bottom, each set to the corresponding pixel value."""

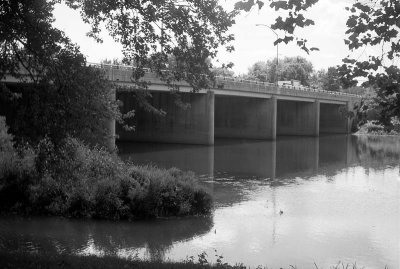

left=52, top=0, right=381, bottom=75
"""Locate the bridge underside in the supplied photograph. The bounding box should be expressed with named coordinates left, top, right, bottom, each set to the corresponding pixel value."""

left=277, top=100, right=319, bottom=136
left=117, top=91, right=214, bottom=145
left=214, top=96, right=276, bottom=139
left=320, top=103, right=348, bottom=134
left=116, top=91, right=351, bottom=145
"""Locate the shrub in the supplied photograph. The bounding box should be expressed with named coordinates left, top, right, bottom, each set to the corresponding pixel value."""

left=0, top=134, right=212, bottom=220
left=126, top=165, right=212, bottom=218
left=357, top=120, right=385, bottom=134
left=0, top=117, right=36, bottom=212
left=390, top=116, right=400, bottom=134
left=0, top=116, right=14, bottom=152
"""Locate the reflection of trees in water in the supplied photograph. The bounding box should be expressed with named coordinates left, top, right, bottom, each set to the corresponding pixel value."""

left=355, top=135, right=400, bottom=169
left=0, top=216, right=213, bottom=261
left=212, top=135, right=400, bottom=207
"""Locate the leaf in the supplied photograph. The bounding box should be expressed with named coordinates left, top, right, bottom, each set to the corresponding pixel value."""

left=256, top=0, right=264, bottom=10
left=354, top=2, right=370, bottom=13
left=270, top=1, right=288, bottom=11
left=346, top=16, right=357, bottom=28
left=310, top=47, right=319, bottom=51
left=234, top=0, right=255, bottom=12
left=283, top=36, right=294, bottom=44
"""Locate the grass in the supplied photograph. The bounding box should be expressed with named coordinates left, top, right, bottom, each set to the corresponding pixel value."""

left=0, top=251, right=385, bottom=269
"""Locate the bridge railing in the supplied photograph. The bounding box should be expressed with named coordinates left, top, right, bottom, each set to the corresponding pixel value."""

left=87, top=62, right=361, bottom=98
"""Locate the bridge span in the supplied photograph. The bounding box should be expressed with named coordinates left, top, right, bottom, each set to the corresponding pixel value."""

left=93, top=64, right=360, bottom=148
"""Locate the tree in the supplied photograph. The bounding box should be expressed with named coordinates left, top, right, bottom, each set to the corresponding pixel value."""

left=0, top=1, right=121, bottom=145
left=63, top=0, right=237, bottom=91
left=234, top=0, right=320, bottom=53
left=235, top=0, right=398, bottom=130
left=211, top=66, right=235, bottom=78
left=247, top=56, right=313, bottom=85
left=322, top=67, right=342, bottom=92
left=247, top=61, right=269, bottom=82
left=337, top=0, right=400, bottom=129
left=0, top=0, right=237, bottom=144
left=310, top=67, right=343, bottom=92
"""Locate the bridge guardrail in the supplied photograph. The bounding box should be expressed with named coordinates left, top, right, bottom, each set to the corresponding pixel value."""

left=87, top=62, right=361, bottom=99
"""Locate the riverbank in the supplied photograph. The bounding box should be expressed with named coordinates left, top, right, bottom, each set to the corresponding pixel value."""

left=0, top=252, right=234, bottom=269
left=0, top=252, right=377, bottom=269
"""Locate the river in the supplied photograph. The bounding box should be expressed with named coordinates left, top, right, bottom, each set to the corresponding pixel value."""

left=0, top=135, right=399, bottom=268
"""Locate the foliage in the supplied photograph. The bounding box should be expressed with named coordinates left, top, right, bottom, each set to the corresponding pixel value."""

left=0, top=116, right=13, bottom=152
left=247, top=56, right=313, bottom=85
left=211, top=66, right=235, bottom=78
left=234, top=0, right=320, bottom=53
left=0, top=117, right=37, bottom=212
left=341, top=0, right=399, bottom=76
left=310, top=67, right=343, bottom=92
left=1, top=69, right=119, bottom=146
left=341, top=86, right=367, bottom=95
left=61, top=0, right=237, bottom=92
left=0, top=1, right=123, bottom=146
left=390, top=116, right=400, bottom=133
left=246, top=61, right=269, bottom=82
left=357, top=120, right=385, bottom=135
left=354, top=66, right=400, bottom=129
left=0, top=136, right=212, bottom=219
left=236, top=0, right=398, bottom=131
left=336, top=0, right=400, bottom=129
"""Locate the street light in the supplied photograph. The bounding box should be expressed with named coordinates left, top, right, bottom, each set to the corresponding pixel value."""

left=255, top=24, right=279, bottom=85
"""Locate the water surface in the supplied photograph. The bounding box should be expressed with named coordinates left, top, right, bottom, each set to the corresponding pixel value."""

left=1, top=135, right=399, bottom=268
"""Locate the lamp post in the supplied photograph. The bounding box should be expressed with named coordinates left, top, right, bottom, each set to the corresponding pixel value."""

left=255, top=24, right=279, bottom=85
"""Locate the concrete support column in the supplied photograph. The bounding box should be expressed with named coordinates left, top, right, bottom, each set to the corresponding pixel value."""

left=314, top=100, right=320, bottom=136
left=116, top=91, right=215, bottom=145
left=206, top=91, right=215, bottom=145
left=106, top=88, right=116, bottom=151
left=346, top=101, right=353, bottom=134
left=267, top=96, right=277, bottom=140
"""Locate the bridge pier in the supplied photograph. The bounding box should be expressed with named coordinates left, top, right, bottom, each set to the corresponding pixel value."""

left=214, top=96, right=277, bottom=140
left=117, top=91, right=215, bottom=145
left=106, top=88, right=116, bottom=151
left=277, top=100, right=320, bottom=136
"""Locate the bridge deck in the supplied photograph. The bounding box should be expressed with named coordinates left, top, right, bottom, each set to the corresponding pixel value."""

left=91, top=63, right=360, bottom=105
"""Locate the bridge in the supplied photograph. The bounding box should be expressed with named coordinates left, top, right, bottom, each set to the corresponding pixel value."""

left=91, top=63, right=360, bottom=148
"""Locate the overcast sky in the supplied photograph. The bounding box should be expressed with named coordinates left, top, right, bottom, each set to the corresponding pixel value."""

left=53, top=0, right=381, bottom=75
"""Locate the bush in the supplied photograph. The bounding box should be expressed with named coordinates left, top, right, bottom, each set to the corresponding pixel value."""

left=357, top=120, right=385, bottom=134
left=0, top=116, right=14, bottom=152
left=0, top=117, right=36, bottom=212
left=390, top=116, right=400, bottom=134
left=0, top=134, right=212, bottom=220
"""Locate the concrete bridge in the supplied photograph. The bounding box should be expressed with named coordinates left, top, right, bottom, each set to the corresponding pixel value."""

left=92, top=63, right=360, bottom=147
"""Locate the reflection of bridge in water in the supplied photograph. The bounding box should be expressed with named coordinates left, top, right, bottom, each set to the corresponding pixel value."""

left=90, top=64, right=361, bottom=148
left=119, top=135, right=362, bottom=181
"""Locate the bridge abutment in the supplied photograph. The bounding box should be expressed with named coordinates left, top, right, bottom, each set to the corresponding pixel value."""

left=116, top=91, right=215, bottom=145
left=277, top=100, right=320, bottom=136
left=214, top=96, right=277, bottom=140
